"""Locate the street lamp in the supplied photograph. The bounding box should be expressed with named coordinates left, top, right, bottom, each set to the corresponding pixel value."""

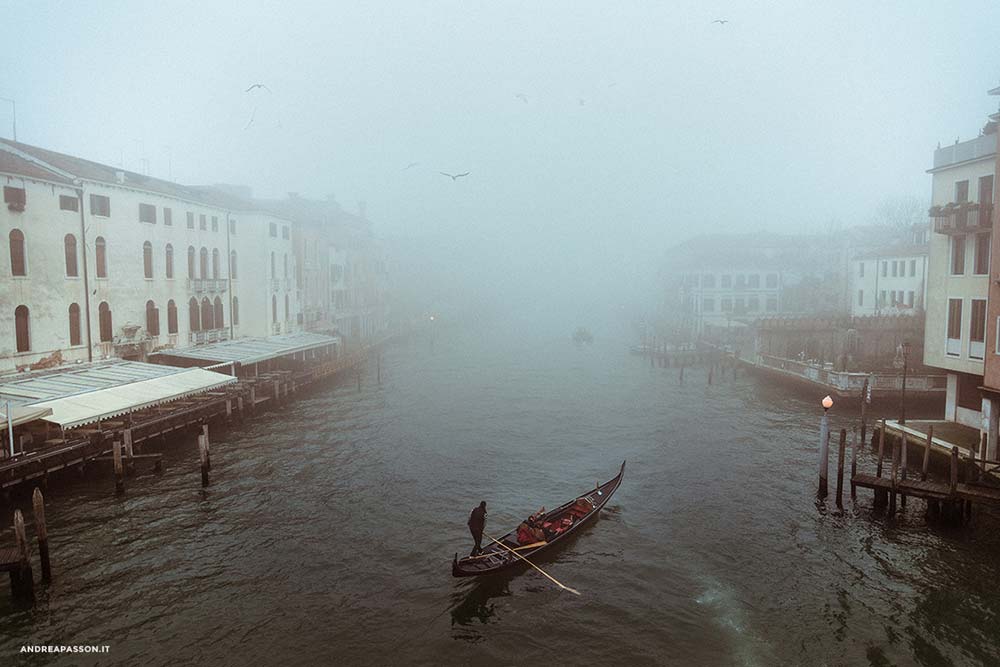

left=899, top=341, right=911, bottom=425
left=818, top=395, right=833, bottom=497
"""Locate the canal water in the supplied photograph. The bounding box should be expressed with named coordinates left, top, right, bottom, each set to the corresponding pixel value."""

left=2, top=318, right=999, bottom=666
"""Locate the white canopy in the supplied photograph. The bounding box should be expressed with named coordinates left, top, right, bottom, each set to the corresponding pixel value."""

left=29, top=368, right=236, bottom=429
left=0, top=405, right=54, bottom=431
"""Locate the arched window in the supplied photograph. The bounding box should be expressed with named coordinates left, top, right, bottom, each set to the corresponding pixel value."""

left=143, top=241, right=153, bottom=279
left=201, top=297, right=213, bottom=330
left=98, top=302, right=112, bottom=342
left=283, top=253, right=288, bottom=278
left=230, top=251, right=238, bottom=279
left=232, top=297, right=240, bottom=326
left=199, top=247, right=208, bottom=279
left=165, top=244, right=174, bottom=279
left=284, top=294, right=289, bottom=321
left=213, top=297, right=223, bottom=329
left=272, top=294, right=277, bottom=323
left=187, top=246, right=196, bottom=278
left=189, top=298, right=200, bottom=332
left=65, top=234, right=78, bottom=277
left=212, top=249, right=220, bottom=279
left=68, top=303, right=81, bottom=346
left=145, top=300, right=159, bottom=336
left=95, top=236, right=107, bottom=278
left=270, top=252, right=275, bottom=277
left=9, top=229, right=26, bottom=276
left=14, top=305, right=30, bottom=352
left=167, top=299, right=178, bottom=334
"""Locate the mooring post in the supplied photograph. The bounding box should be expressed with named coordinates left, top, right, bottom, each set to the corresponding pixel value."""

left=113, top=440, right=125, bottom=495
left=708, top=367, right=713, bottom=385
left=124, top=428, right=134, bottom=475
left=32, top=488, right=51, bottom=583
left=237, top=395, right=244, bottom=419
left=198, top=434, right=209, bottom=487
left=679, top=365, right=684, bottom=385
left=201, top=424, right=211, bottom=471
left=273, top=380, right=280, bottom=404
left=949, top=446, right=958, bottom=496
left=876, top=420, right=886, bottom=477
left=249, top=386, right=256, bottom=412
left=377, top=355, right=382, bottom=384
left=226, top=399, right=232, bottom=422
left=836, top=428, right=846, bottom=508
left=922, top=425, right=933, bottom=481
left=888, top=439, right=899, bottom=516
left=850, top=427, right=858, bottom=500
left=11, top=509, right=34, bottom=600
left=900, top=433, right=908, bottom=509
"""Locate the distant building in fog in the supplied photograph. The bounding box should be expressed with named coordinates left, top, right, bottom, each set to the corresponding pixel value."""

left=849, top=226, right=928, bottom=317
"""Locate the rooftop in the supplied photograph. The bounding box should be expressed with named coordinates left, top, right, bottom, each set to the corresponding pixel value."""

left=0, top=360, right=194, bottom=406
left=149, top=332, right=340, bottom=366
left=929, top=133, right=996, bottom=172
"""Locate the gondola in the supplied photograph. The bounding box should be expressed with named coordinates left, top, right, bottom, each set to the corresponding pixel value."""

left=452, top=461, right=625, bottom=577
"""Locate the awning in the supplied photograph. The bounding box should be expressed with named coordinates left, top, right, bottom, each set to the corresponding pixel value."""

left=29, top=368, right=237, bottom=429
left=0, top=406, right=54, bottom=431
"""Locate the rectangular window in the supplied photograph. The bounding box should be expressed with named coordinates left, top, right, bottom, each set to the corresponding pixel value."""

left=702, top=274, right=715, bottom=288
left=946, top=298, right=963, bottom=356
left=187, top=212, right=195, bottom=229
left=212, top=216, right=219, bottom=232
left=880, top=290, right=886, bottom=307
left=269, top=222, right=278, bottom=238
left=747, top=296, right=760, bottom=311
left=3, top=186, right=26, bottom=209
left=765, top=273, right=778, bottom=288
left=59, top=195, right=78, bottom=211
left=955, top=180, right=969, bottom=202
left=735, top=297, right=745, bottom=312
left=907, top=291, right=914, bottom=307
left=735, top=274, right=746, bottom=289
left=721, top=298, right=733, bottom=312
left=890, top=291, right=897, bottom=307
left=164, top=207, right=172, bottom=226
left=89, top=194, right=110, bottom=216
left=229, top=219, right=237, bottom=234
left=702, top=297, right=714, bottom=312
left=857, top=290, right=864, bottom=306
left=891, top=261, right=898, bottom=277
left=858, top=263, right=864, bottom=278
left=951, top=236, right=966, bottom=275
left=139, top=203, right=156, bottom=224
left=282, top=226, right=290, bottom=240
left=970, top=299, right=986, bottom=359
left=748, top=274, right=760, bottom=288
left=881, top=261, right=887, bottom=277
left=909, top=259, right=916, bottom=277
left=766, top=297, right=778, bottom=311
left=199, top=214, right=207, bottom=230
left=974, top=233, right=990, bottom=275
left=721, top=274, right=732, bottom=288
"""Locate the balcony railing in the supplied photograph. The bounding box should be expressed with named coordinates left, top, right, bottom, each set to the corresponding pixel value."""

left=272, top=322, right=282, bottom=334
left=187, top=278, right=229, bottom=293
left=189, top=328, right=230, bottom=345
left=931, top=202, right=993, bottom=234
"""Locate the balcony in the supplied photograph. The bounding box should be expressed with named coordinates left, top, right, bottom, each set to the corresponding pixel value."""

left=189, top=328, right=230, bottom=345
left=187, top=278, right=228, bottom=293
left=271, top=279, right=281, bottom=292
left=272, top=322, right=282, bottom=334
left=931, top=203, right=993, bottom=235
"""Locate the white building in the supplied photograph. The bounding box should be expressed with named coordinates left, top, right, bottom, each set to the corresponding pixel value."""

left=850, top=237, right=928, bottom=317
left=676, top=269, right=783, bottom=335
left=0, top=139, right=300, bottom=374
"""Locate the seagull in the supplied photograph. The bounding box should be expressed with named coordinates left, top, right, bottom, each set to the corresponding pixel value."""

left=403, top=162, right=420, bottom=170
left=245, top=83, right=272, bottom=93
left=439, top=171, right=470, bottom=181
left=712, top=19, right=728, bottom=25
left=515, top=93, right=528, bottom=104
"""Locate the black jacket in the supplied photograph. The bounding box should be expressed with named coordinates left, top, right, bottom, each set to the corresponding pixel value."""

left=468, top=505, right=486, bottom=531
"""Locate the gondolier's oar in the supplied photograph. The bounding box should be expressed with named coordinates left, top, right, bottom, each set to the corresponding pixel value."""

left=484, top=533, right=580, bottom=596
left=464, top=541, right=546, bottom=560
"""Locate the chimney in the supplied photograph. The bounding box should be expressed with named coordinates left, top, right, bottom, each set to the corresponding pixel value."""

left=115, top=170, right=126, bottom=184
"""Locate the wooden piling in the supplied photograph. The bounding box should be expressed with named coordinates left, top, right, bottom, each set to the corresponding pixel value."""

left=124, top=428, right=134, bottom=475
left=921, top=425, right=933, bottom=481
left=273, top=380, right=280, bottom=404
left=900, top=433, right=908, bottom=509
left=889, top=439, right=899, bottom=515
left=873, top=421, right=886, bottom=509
left=201, top=424, right=211, bottom=471
left=679, top=365, right=684, bottom=384
left=11, top=509, right=33, bottom=600
left=249, top=386, right=256, bottom=411
left=377, top=355, right=382, bottom=383
left=708, top=367, right=713, bottom=385
left=226, top=399, right=232, bottom=421
left=850, top=427, right=858, bottom=500
left=113, top=440, right=125, bottom=495
left=357, top=368, right=362, bottom=391
left=32, top=488, right=50, bottom=583
left=949, top=446, right=958, bottom=496
left=836, top=429, right=846, bottom=507
left=237, top=395, right=244, bottom=418
left=198, top=434, right=209, bottom=487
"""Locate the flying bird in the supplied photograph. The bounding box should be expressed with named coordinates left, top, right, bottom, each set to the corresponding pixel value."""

left=515, top=93, right=528, bottom=104
left=245, top=83, right=272, bottom=93
left=712, top=19, right=728, bottom=25
left=439, top=171, right=470, bottom=181
left=403, top=162, right=420, bottom=170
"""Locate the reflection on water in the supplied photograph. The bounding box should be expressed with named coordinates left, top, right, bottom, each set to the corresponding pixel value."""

left=450, top=577, right=511, bottom=633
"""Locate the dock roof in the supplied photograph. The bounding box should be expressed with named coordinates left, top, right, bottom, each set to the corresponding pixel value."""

left=150, top=332, right=340, bottom=366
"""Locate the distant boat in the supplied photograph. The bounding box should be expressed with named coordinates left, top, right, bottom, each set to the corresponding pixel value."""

left=572, top=327, right=593, bottom=344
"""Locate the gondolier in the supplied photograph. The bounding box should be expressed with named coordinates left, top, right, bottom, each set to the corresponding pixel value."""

left=467, top=501, right=487, bottom=556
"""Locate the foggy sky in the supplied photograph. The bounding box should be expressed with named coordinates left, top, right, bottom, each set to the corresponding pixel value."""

left=3, top=2, right=1000, bottom=329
